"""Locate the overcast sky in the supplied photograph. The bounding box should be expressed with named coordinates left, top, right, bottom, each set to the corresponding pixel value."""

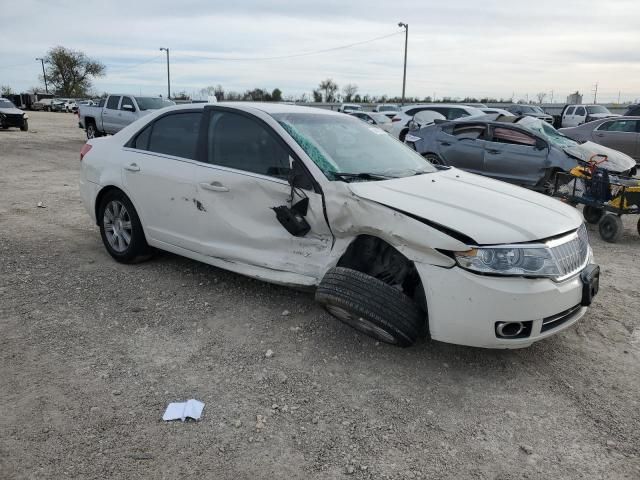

left=2, top=0, right=639, bottom=102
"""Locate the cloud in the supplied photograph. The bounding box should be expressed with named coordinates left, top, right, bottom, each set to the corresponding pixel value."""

left=1, top=0, right=639, bottom=102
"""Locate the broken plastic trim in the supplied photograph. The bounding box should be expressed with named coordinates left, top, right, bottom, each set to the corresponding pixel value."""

left=273, top=199, right=311, bottom=237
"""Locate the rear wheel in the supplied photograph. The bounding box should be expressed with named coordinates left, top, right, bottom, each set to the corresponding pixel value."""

left=98, top=190, right=152, bottom=263
left=316, top=267, right=423, bottom=347
left=423, top=153, right=443, bottom=166
left=599, top=215, right=623, bottom=243
left=583, top=205, right=604, bottom=224
left=86, top=123, right=100, bottom=139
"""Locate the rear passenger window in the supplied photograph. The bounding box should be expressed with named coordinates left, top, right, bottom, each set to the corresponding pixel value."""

left=106, top=96, right=120, bottom=110
left=452, top=124, right=486, bottom=139
left=492, top=128, right=537, bottom=146
left=133, top=125, right=151, bottom=150
left=207, top=111, right=290, bottom=178
left=148, top=112, right=202, bottom=159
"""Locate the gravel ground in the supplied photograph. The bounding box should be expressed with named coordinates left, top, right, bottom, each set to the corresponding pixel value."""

left=1, top=111, right=639, bottom=479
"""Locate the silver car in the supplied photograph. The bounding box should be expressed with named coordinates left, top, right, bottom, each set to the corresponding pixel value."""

left=560, top=116, right=640, bottom=163
left=406, top=116, right=637, bottom=191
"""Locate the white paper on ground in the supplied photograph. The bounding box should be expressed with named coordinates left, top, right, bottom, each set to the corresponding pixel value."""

left=162, top=399, right=205, bottom=421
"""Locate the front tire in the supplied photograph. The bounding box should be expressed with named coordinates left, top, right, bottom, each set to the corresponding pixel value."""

left=316, top=267, right=423, bottom=347
left=98, top=190, right=152, bottom=263
left=86, top=123, right=100, bottom=139
left=599, top=215, right=623, bottom=243
left=423, top=153, right=444, bottom=166
left=20, top=120, right=28, bottom=132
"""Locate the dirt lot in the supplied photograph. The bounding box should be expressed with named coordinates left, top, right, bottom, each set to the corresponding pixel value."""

left=1, top=111, right=639, bottom=479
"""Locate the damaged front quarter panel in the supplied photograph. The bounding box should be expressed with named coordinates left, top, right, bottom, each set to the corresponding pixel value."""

left=322, top=181, right=467, bottom=269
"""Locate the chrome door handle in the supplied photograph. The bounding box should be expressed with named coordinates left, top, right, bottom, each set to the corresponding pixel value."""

left=199, top=181, right=229, bottom=192
left=124, top=163, right=140, bottom=172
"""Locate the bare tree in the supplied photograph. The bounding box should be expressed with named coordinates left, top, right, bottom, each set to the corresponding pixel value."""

left=318, top=79, right=338, bottom=102
left=1, top=85, right=14, bottom=96
left=536, top=92, right=547, bottom=104
left=342, top=83, right=358, bottom=102
left=43, top=46, right=105, bottom=97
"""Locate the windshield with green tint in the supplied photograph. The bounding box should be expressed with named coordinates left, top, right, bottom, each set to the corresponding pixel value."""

left=272, top=113, right=436, bottom=180
left=516, top=116, right=579, bottom=148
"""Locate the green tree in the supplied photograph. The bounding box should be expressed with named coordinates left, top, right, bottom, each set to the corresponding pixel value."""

left=43, top=46, right=105, bottom=97
left=312, top=89, right=322, bottom=102
left=271, top=88, right=282, bottom=102
left=318, top=79, right=338, bottom=102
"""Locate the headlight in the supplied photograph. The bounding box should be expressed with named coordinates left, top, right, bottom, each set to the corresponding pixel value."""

left=23, top=114, right=29, bottom=119
left=455, top=246, right=561, bottom=277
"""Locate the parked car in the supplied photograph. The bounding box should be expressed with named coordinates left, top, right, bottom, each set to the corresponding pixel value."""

left=374, top=104, right=399, bottom=117
left=389, top=104, right=484, bottom=141
left=51, top=99, right=67, bottom=112
left=337, top=103, right=362, bottom=113
left=79, top=102, right=599, bottom=349
left=348, top=111, right=394, bottom=132
left=623, top=104, right=640, bottom=116
left=560, top=104, right=618, bottom=128
left=464, top=103, right=488, bottom=108
left=405, top=115, right=636, bottom=191
left=505, top=105, right=554, bottom=124
left=78, top=95, right=174, bottom=138
left=560, top=116, right=640, bottom=164
left=0, top=97, right=29, bottom=131
left=480, top=107, right=515, bottom=117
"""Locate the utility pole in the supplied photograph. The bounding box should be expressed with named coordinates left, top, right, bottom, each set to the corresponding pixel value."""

left=35, top=57, right=48, bottom=94
left=617, top=91, right=621, bottom=104
left=159, top=47, right=171, bottom=100
left=550, top=90, right=554, bottom=104
left=593, top=82, right=598, bottom=103
left=398, top=22, right=408, bottom=106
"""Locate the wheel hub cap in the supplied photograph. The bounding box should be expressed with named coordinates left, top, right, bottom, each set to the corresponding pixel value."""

left=103, top=200, right=132, bottom=253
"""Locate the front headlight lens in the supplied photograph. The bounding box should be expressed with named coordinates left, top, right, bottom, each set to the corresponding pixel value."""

left=455, top=246, right=561, bottom=277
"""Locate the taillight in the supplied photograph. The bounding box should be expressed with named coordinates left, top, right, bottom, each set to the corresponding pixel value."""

left=392, top=117, right=401, bottom=122
left=80, top=143, right=92, bottom=161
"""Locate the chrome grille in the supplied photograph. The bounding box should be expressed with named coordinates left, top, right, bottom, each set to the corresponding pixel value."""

left=549, top=225, right=590, bottom=280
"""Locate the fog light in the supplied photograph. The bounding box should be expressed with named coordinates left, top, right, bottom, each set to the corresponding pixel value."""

left=495, top=321, right=533, bottom=339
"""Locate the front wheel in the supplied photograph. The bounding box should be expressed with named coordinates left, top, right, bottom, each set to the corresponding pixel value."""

left=423, top=153, right=444, bottom=166
left=599, top=215, right=623, bottom=243
left=20, top=120, right=28, bottom=131
left=86, top=123, right=100, bottom=139
left=98, top=190, right=152, bottom=263
left=316, top=267, right=423, bottom=347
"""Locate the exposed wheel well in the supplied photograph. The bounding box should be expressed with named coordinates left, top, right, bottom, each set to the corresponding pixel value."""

left=94, top=186, right=125, bottom=225
left=336, top=235, right=427, bottom=313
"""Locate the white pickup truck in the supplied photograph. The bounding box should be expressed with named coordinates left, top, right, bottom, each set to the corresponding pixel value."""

left=560, top=104, right=619, bottom=128
left=78, top=95, right=174, bottom=139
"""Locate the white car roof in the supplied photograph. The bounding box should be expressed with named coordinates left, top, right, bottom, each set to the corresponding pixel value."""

left=159, top=102, right=342, bottom=117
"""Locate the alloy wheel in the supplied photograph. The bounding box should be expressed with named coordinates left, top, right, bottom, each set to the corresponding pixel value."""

left=103, top=200, right=132, bottom=253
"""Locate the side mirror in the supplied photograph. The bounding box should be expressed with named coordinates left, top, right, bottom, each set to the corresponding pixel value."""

left=122, top=104, right=135, bottom=112
left=288, top=159, right=314, bottom=191
left=367, top=118, right=375, bottom=124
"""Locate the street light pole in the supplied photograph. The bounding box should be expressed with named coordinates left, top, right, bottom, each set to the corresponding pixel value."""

left=159, top=47, right=171, bottom=99
left=398, top=22, right=408, bottom=106
left=35, top=57, right=48, bottom=94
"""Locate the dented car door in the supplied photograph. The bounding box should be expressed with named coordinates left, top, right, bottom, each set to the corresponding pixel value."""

left=194, top=108, right=332, bottom=278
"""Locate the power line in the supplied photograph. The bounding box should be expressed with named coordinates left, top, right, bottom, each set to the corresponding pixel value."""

left=177, top=30, right=404, bottom=62
left=106, top=54, right=163, bottom=74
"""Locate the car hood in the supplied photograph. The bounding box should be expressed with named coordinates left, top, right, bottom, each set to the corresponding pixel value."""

left=348, top=168, right=583, bottom=245
left=0, top=107, right=24, bottom=115
left=563, top=141, right=636, bottom=172
left=527, top=113, right=552, bottom=119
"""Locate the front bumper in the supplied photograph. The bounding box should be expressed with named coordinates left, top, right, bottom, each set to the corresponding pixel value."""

left=0, top=114, right=26, bottom=127
left=417, top=263, right=588, bottom=348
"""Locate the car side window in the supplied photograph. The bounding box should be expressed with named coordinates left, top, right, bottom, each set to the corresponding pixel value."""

left=106, top=96, right=120, bottom=110
left=452, top=124, right=487, bottom=140
left=147, top=112, right=202, bottom=159
left=575, top=107, right=586, bottom=116
left=208, top=111, right=291, bottom=178
left=565, top=107, right=575, bottom=115
left=120, top=96, right=135, bottom=111
left=491, top=127, right=537, bottom=146
left=448, top=108, right=469, bottom=120
left=599, top=120, right=637, bottom=132
left=133, top=125, right=152, bottom=150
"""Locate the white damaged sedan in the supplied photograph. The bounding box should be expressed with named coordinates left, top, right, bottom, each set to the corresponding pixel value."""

left=79, top=103, right=599, bottom=348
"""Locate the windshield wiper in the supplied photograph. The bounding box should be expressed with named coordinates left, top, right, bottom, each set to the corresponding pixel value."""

left=331, top=172, right=395, bottom=182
